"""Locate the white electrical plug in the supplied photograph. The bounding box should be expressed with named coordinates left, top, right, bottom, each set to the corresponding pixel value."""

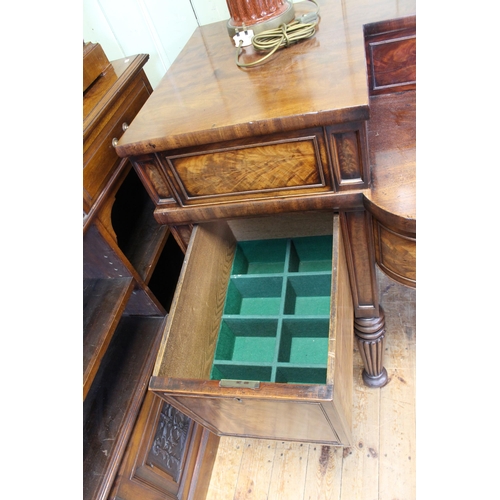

left=233, top=29, right=255, bottom=47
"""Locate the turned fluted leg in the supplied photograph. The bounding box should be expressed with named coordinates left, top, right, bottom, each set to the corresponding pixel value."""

left=354, top=307, right=388, bottom=388
left=340, top=210, right=388, bottom=388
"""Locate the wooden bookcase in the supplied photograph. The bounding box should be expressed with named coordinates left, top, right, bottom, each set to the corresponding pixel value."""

left=83, top=45, right=218, bottom=500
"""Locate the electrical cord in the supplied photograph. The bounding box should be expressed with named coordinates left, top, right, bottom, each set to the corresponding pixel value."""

left=235, top=0, right=320, bottom=68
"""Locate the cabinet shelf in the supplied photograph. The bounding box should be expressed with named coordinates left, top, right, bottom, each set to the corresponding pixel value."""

left=111, top=167, right=170, bottom=284
left=83, top=314, right=165, bottom=500
left=83, top=276, right=134, bottom=400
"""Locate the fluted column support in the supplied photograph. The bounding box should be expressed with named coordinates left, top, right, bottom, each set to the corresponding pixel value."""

left=354, top=307, right=388, bottom=388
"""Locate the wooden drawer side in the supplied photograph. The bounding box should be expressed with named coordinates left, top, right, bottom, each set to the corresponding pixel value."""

left=152, top=222, right=236, bottom=380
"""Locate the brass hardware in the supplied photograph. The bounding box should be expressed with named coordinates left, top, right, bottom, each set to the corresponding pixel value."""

left=219, top=379, right=260, bottom=389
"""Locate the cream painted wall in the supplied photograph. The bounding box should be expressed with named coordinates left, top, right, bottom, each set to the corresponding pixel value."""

left=83, top=0, right=230, bottom=89
left=83, top=0, right=303, bottom=89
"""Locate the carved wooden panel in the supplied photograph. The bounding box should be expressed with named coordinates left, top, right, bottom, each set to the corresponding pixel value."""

left=159, top=129, right=333, bottom=205
left=109, top=391, right=219, bottom=500
left=147, top=402, right=192, bottom=482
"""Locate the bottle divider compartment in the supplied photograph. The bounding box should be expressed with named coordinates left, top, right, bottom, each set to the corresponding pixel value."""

left=210, top=236, right=333, bottom=385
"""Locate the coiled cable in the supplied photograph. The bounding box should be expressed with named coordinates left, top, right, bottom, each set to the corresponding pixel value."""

left=235, top=0, right=320, bottom=68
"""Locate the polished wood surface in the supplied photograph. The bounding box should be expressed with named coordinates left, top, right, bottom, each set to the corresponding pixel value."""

left=362, top=15, right=416, bottom=287
left=83, top=42, right=110, bottom=92
left=112, top=0, right=416, bottom=390
left=364, top=91, right=416, bottom=233
left=83, top=54, right=152, bottom=215
left=115, top=0, right=416, bottom=157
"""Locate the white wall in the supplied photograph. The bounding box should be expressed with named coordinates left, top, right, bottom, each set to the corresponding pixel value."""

left=83, top=0, right=230, bottom=89
left=83, top=0, right=303, bottom=89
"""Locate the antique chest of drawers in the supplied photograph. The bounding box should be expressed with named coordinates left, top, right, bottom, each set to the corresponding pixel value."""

left=149, top=212, right=353, bottom=446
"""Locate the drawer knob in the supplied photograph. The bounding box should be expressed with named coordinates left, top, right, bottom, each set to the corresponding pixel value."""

left=111, top=138, right=118, bottom=148
left=122, top=122, right=129, bottom=131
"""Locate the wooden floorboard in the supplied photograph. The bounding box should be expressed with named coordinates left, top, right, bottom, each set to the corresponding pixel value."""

left=206, top=268, right=416, bottom=500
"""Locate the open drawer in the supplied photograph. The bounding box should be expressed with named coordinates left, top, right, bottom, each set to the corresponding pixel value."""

left=149, top=212, right=353, bottom=446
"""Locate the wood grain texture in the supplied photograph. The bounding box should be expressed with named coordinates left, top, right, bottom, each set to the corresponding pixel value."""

left=152, top=222, right=236, bottom=379
left=234, top=439, right=278, bottom=499
left=364, top=15, right=416, bottom=95
left=165, top=132, right=328, bottom=200
left=115, top=0, right=416, bottom=157
left=373, top=220, right=416, bottom=287
left=205, top=437, right=246, bottom=500
left=205, top=267, right=416, bottom=500
left=83, top=277, right=134, bottom=400
left=363, top=91, right=416, bottom=234
left=83, top=316, right=165, bottom=500
left=363, top=89, right=416, bottom=287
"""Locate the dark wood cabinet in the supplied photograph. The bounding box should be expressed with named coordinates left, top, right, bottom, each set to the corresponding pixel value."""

left=83, top=44, right=218, bottom=500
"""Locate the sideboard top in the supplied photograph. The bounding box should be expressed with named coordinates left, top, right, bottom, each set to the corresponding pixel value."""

left=116, top=0, right=416, bottom=157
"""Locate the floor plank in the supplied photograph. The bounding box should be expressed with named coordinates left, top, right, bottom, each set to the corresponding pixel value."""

left=303, top=444, right=342, bottom=500
left=205, top=436, right=245, bottom=500
left=206, top=269, right=416, bottom=500
left=234, top=439, right=277, bottom=499
left=267, top=441, right=309, bottom=499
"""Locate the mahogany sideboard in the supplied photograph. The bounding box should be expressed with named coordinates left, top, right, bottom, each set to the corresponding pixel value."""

left=113, top=0, right=416, bottom=451
left=83, top=44, right=219, bottom=500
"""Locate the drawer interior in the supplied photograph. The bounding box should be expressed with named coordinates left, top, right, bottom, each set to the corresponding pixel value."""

left=150, top=212, right=354, bottom=445
left=210, top=235, right=333, bottom=385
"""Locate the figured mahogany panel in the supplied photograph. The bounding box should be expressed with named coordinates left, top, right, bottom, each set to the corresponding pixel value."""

left=326, top=122, right=369, bottom=189
left=132, top=154, right=178, bottom=206
left=373, top=220, right=416, bottom=288
left=364, top=16, right=416, bottom=95
left=161, top=129, right=332, bottom=205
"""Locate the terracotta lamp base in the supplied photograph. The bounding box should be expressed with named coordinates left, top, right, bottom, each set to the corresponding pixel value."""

left=226, top=0, right=295, bottom=37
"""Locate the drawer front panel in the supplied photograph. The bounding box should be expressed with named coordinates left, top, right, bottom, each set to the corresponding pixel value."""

left=83, top=78, right=151, bottom=209
left=161, top=130, right=333, bottom=205
left=166, top=395, right=341, bottom=445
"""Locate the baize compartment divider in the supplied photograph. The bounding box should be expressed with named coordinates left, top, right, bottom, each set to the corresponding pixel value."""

left=210, top=236, right=333, bottom=385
